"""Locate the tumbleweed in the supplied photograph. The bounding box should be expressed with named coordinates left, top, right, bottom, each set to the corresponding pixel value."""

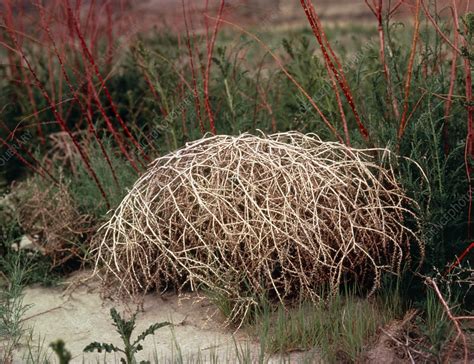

left=93, top=132, right=423, bottom=322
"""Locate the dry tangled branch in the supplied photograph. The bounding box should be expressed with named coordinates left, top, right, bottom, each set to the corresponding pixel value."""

left=15, top=179, right=94, bottom=267
left=93, top=132, right=423, bottom=322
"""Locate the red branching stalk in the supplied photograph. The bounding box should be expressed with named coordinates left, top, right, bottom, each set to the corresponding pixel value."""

left=398, top=0, right=421, bottom=140
left=46, top=46, right=56, bottom=110
left=87, top=75, right=140, bottom=173
left=65, top=1, right=149, bottom=164
left=425, top=0, right=474, bottom=254
left=18, top=56, right=44, bottom=144
left=300, top=0, right=370, bottom=143
left=105, top=1, right=113, bottom=69
left=443, top=6, right=460, bottom=154
left=1, top=0, right=18, bottom=80
left=403, top=89, right=429, bottom=131
left=366, top=0, right=400, bottom=120
left=447, top=241, right=474, bottom=273
left=420, top=0, right=462, bottom=55
left=182, top=0, right=205, bottom=135
left=35, top=1, right=120, bottom=188
left=304, top=6, right=350, bottom=144
left=425, top=278, right=470, bottom=364
left=215, top=17, right=343, bottom=143
left=60, top=4, right=138, bottom=168
left=203, top=0, right=225, bottom=135
left=330, top=71, right=351, bottom=146
left=256, top=84, right=277, bottom=133
left=3, top=18, right=110, bottom=208
left=89, top=4, right=100, bottom=63
left=204, top=0, right=211, bottom=57
left=85, top=0, right=96, bottom=37
left=2, top=1, right=45, bottom=145
left=0, top=122, right=59, bottom=184
left=179, top=80, right=189, bottom=138
left=0, top=136, right=56, bottom=183
left=388, top=0, right=404, bottom=17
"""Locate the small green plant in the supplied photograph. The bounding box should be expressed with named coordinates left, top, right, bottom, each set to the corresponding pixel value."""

left=84, top=307, right=171, bottom=364
left=50, top=339, right=72, bottom=364
left=0, top=252, right=32, bottom=363
left=417, top=288, right=454, bottom=360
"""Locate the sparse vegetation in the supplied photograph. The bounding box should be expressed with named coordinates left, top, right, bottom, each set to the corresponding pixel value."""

left=252, top=289, right=401, bottom=362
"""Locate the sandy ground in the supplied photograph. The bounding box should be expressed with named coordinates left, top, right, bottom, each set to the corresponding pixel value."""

left=7, top=272, right=319, bottom=363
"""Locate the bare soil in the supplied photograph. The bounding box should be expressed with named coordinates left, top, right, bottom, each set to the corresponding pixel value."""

left=8, top=271, right=319, bottom=363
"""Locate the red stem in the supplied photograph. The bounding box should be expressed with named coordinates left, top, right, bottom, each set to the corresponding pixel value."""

left=105, top=1, right=113, bottom=69
left=398, top=0, right=421, bottom=140
left=388, top=0, right=404, bottom=16
left=443, top=6, right=460, bottom=155
left=426, top=278, right=469, bottom=364
left=300, top=0, right=370, bottom=143
left=0, top=122, right=58, bottom=184
left=65, top=0, right=149, bottom=163
left=446, top=241, right=474, bottom=274
left=203, top=0, right=225, bottom=135
left=368, top=0, right=400, bottom=120
left=18, top=57, right=44, bottom=144
left=215, top=17, right=343, bottom=143
left=182, top=0, right=205, bottom=135
left=420, top=0, right=462, bottom=55
left=0, top=136, right=55, bottom=183
left=3, top=18, right=111, bottom=209
left=35, top=1, right=121, bottom=188
left=87, top=75, right=140, bottom=173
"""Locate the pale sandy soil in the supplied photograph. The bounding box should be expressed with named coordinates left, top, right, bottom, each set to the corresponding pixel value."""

left=7, top=272, right=319, bottom=363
